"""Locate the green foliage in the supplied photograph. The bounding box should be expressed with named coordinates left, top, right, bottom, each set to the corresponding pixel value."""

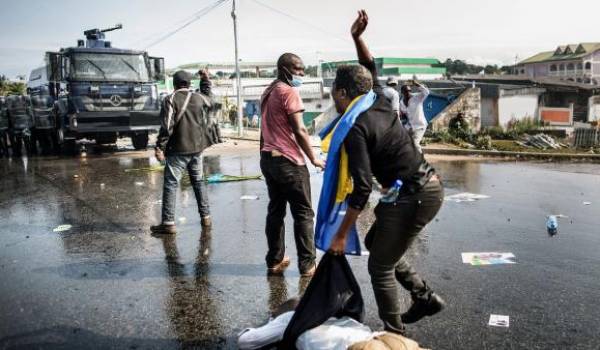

left=0, top=75, right=26, bottom=96
left=480, top=126, right=510, bottom=140
left=428, top=129, right=457, bottom=144
left=304, top=65, right=319, bottom=77
left=443, top=59, right=516, bottom=77
left=474, top=135, right=493, bottom=150
left=448, top=114, right=471, bottom=140
left=506, top=117, right=544, bottom=136
left=479, top=118, right=545, bottom=141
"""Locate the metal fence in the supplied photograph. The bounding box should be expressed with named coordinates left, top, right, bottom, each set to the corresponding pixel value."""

left=573, top=128, right=600, bottom=148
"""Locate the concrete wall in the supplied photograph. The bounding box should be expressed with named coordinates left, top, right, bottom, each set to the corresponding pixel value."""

left=589, top=95, right=600, bottom=122
left=498, top=95, right=539, bottom=127
left=432, top=88, right=481, bottom=132
left=590, top=51, right=600, bottom=82
left=480, top=97, right=498, bottom=127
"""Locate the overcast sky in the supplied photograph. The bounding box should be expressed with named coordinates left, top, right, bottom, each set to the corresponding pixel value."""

left=1, top=0, right=599, bottom=78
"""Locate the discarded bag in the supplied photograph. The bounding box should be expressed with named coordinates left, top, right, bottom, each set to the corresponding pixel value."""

left=280, top=253, right=364, bottom=349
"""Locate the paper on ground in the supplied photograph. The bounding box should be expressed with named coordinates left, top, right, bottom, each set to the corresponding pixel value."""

left=583, top=201, right=592, bottom=205
left=135, top=182, right=144, bottom=186
left=53, top=224, right=72, bottom=232
left=461, top=252, right=516, bottom=266
left=240, top=195, right=259, bottom=200
left=444, top=192, right=490, bottom=203
left=488, top=314, right=509, bottom=327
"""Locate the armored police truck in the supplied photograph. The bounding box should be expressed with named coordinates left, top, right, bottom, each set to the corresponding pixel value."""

left=34, top=24, right=165, bottom=153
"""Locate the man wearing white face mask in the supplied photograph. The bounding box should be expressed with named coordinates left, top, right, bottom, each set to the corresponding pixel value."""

left=259, top=53, right=325, bottom=276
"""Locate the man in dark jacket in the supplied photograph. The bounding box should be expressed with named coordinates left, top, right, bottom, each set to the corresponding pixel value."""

left=151, top=70, right=218, bottom=234
left=328, top=11, right=445, bottom=334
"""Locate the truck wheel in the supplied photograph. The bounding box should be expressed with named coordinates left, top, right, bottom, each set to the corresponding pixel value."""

left=131, top=132, right=149, bottom=150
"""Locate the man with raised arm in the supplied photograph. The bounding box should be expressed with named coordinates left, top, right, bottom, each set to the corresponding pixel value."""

left=326, top=10, right=446, bottom=334
left=400, top=80, right=430, bottom=153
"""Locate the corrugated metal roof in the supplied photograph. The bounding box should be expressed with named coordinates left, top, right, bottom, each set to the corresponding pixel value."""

left=322, top=57, right=442, bottom=67
left=381, top=67, right=446, bottom=75
left=378, top=57, right=441, bottom=65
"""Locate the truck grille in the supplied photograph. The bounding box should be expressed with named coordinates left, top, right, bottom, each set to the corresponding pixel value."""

left=80, top=95, right=151, bottom=111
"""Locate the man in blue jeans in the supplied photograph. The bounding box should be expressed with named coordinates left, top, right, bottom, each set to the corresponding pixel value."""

left=151, top=70, right=219, bottom=234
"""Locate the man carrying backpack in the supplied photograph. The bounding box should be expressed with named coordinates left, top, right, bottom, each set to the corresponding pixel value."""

left=151, top=70, right=218, bottom=234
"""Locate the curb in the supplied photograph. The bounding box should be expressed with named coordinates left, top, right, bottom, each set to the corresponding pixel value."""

left=423, top=147, right=600, bottom=161
left=223, top=136, right=600, bottom=161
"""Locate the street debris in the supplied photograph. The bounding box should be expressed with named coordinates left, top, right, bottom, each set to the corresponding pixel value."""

left=444, top=192, right=490, bottom=203
left=124, top=165, right=164, bottom=173
left=178, top=217, right=187, bottom=223
left=516, top=134, right=566, bottom=150
left=546, top=215, right=558, bottom=236
left=53, top=224, right=72, bottom=233
left=206, top=173, right=262, bottom=183
left=100, top=183, right=105, bottom=189
left=240, top=195, right=259, bottom=200
left=461, top=252, right=516, bottom=266
left=583, top=201, right=592, bottom=205
left=135, top=182, right=144, bottom=186
left=125, top=166, right=262, bottom=183
left=488, top=314, right=510, bottom=328
left=73, top=174, right=80, bottom=179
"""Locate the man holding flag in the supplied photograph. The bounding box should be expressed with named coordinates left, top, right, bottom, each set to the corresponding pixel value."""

left=316, top=10, right=446, bottom=334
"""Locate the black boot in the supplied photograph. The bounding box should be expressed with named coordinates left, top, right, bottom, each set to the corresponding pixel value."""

left=401, top=282, right=445, bottom=324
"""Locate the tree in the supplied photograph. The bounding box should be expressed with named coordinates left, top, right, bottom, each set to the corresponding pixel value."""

left=444, top=59, right=505, bottom=77
left=0, top=75, right=26, bottom=96
left=304, top=65, right=318, bottom=77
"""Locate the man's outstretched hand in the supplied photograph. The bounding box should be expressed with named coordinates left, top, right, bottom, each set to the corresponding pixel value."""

left=351, top=9, right=369, bottom=39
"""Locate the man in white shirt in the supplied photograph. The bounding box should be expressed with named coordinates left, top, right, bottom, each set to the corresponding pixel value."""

left=399, top=81, right=430, bottom=153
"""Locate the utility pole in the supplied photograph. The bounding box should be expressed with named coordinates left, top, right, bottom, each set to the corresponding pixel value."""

left=316, top=51, right=322, bottom=78
left=232, top=0, right=243, bottom=137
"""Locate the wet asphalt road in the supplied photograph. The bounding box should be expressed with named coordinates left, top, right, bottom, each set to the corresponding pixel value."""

left=1, top=141, right=600, bottom=350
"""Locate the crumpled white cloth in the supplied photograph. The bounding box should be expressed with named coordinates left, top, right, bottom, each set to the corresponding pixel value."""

left=238, top=311, right=373, bottom=350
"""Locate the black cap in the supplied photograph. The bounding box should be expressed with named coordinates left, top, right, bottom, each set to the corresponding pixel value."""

left=172, top=70, right=193, bottom=87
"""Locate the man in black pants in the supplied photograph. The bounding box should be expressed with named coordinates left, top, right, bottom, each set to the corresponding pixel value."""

left=328, top=10, right=446, bottom=334
left=260, top=53, right=324, bottom=276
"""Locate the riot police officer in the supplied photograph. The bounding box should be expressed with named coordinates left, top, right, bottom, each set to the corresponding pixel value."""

left=0, top=96, right=9, bottom=157
left=6, top=94, right=35, bottom=156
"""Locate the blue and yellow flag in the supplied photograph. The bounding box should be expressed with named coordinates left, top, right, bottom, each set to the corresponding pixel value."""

left=315, top=91, right=376, bottom=255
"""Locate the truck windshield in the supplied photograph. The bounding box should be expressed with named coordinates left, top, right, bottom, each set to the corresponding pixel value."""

left=70, top=53, right=150, bottom=82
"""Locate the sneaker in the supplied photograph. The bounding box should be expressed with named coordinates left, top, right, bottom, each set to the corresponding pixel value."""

left=400, top=291, right=446, bottom=324
left=201, top=216, right=212, bottom=227
left=267, top=256, right=291, bottom=275
left=300, top=264, right=317, bottom=277
left=150, top=223, right=177, bottom=235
